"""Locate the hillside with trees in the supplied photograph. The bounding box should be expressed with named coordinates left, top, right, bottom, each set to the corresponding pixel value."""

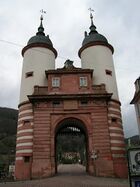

left=0, top=107, right=18, bottom=174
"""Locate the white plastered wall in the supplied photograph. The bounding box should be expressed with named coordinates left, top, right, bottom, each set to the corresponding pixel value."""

left=80, top=45, right=119, bottom=100
left=20, top=47, right=55, bottom=103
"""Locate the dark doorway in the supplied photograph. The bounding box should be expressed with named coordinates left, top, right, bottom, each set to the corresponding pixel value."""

left=55, top=118, right=88, bottom=175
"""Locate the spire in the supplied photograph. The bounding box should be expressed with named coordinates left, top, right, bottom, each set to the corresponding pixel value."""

left=36, top=15, right=45, bottom=36
left=88, top=8, right=97, bottom=34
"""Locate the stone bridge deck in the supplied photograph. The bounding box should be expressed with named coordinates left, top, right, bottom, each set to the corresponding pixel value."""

left=0, top=164, right=129, bottom=187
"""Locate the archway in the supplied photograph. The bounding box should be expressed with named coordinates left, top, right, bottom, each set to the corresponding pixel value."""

left=55, top=118, right=88, bottom=175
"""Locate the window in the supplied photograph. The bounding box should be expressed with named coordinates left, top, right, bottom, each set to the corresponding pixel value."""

left=25, top=71, right=33, bottom=78
left=105, top=70, right=112, bottom=76
left=80, top=77, right=87, bottom=87
left=23, top=120, right=30, bottom=125
left=80, top=100, right=88, bottom=105
left=52, top=77, right=60, bottom=87
left=112, top=118, right=117, bottom=123
left=52, top=101, right=60, bottom=107
left=24, top=156, right=30, bottom=163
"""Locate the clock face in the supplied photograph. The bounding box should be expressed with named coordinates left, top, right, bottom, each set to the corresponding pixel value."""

left=135, top=152, right=140, bottom=165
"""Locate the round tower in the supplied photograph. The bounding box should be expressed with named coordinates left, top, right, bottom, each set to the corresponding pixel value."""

left=78, top=13, right=128, bottom=178
left=78, top=13, right=118, bottom=100
left=15, top=16, right=57, bottom=180
left=20, top=16, right=57, bottom=103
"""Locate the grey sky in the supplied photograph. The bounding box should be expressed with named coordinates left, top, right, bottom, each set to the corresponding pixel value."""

left=0, top=0, right=139, bottom=137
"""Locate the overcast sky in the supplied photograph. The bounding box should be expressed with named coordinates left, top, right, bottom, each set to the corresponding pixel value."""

left=0, top=0, right=139, bottom=138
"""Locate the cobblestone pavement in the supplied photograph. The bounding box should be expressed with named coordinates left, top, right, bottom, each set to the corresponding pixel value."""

left=0, top=164, right=129, bottom=187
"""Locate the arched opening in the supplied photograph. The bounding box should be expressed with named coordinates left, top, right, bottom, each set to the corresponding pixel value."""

left=55, top=118, right=88, bottom=175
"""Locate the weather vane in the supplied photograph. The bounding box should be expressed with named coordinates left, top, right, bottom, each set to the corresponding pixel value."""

left=88, top=8, right=94, bottom=19
left=88, top=8, right=94, bottom=25
left=40, top=9, right=46, bottom=20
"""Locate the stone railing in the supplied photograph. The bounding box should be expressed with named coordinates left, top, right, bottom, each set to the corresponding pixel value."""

left=33, top=84, right=107, bottom=96
left=33, top=86, right=48, bottom=95
left=92, top=84, right=107, bottom=94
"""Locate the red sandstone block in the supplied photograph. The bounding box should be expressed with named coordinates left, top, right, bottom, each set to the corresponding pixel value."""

left=111, top=143, right=125, bottom=147
left=33, top=132, right=50, bottom=136
left=34, top=119, right=51, bottom=123
left=110, top=136, right=124, bottom=141
left=33, top=137, right=50, bottom=141
left=19, top=112, right=33, bottom=118
left=33, top=148, right=50, bottom=152
left=33, top=134, right=50, bottom=138
left=94, top=142, right=111, bottom=147
left=34, top=126, right=51, bottom=129
left=33, top=140, right=51, bottom=144
left=17, top=139, right=33, bottom=144
left=113, top=162, right=128, bottom=178
left=16, top=152, right=32, bottom=157
left=33, top=144, right=50, bottom=148
left=34, top=116, right=51, bottom=120
left=17, top=132, right=33, bottom=137
left=19, top=105, right=32, bottom=113
left=34, top=111, right=50, bottom=114
left=100, top=153, right=112, bottom=158
left=109, top=129, right=124, bottom=134
left=111, top=150, right=126, bottom=154
left=93, top=139, right=110, bottom=144
left=92, top=114, right=108, bottom=118
left=99, top=150, right=111, bottom=154
left=33, top=127, right=50, bottom=131
left=109, top=124, right=123, bottom=128
left=17, top=125, right=33, bottom=131
left=108, top=110, right=121, bottom=115
left=33, top=152, right=49, bottom=156
left=113, top=158, right=127, bottom=162
left=92, top=124, right=108, bottom=128
left=94, top=146, right=111, bottom=151
left=93, top=134, right=110, bottom=138
left=16, top=145, right=33, bottom=150
left=93, top=129, right=109, bottom=133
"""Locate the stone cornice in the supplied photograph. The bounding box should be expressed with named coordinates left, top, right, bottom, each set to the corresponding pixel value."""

left=78, top=41, right=114, bottom=58
left=45, top=69, right=93, bottom=77
left=22, top=43, right=58, bottom=58
left=28, top=93, right=112, bottom=103
left=18, top=100, right=30, bottom=108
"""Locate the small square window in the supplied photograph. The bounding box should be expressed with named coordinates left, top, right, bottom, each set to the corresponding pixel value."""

left=105, top=70, right=112, bottom=76
left=52, top=77, right=60, bottom=87
left=24, top=156, right=30, bottom=163
left=26, top=71, right=33, bottom=78
left=112, top=118, right=117, bottom=123
left=53, top=101, right=60, bottom=107
left=80, top=100, right=88, bottom=105
left=80, top=77, right=87, bottom=87
left=23, top=120, right=30, bottom=125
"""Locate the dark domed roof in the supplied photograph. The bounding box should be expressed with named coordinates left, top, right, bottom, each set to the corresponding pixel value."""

left=27, top=16, right=53, bottom=47
left=27, top=34, right=53, bottom=46
left=82, top=21, right=108, bottom=46
left=82, top=32, right=108, bottom=46
left=78, top=13, right=114, bottom=57
left=22, top=16, right=57, bottom=58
